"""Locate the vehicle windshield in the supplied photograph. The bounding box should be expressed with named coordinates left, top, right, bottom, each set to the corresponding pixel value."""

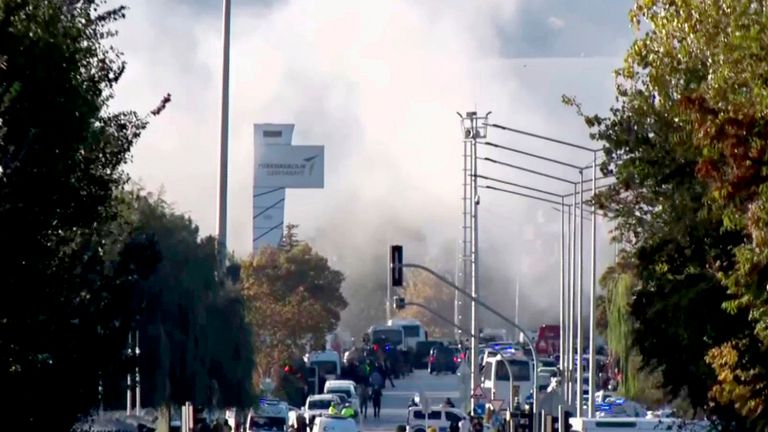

left=310, top=360, right=338, bottom=376
left=307, top=399, right=334, bottom=410
left=249, top=416, right=286, bottom=431
left=402, top=325, right=421, bottom=337
left=539, top=359, right=557, bottom=368
left=496, top=359, right=531, bottom=381
left=327, top=388, right=353, bottom=399
left=372, top=329, right=403, bottom=345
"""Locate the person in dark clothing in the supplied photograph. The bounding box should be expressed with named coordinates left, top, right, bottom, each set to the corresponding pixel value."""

left=471, top=417, right=484, bottom=432
left=449, top=421, right=460, bottom=432
left=443, top=397, right=455, bottom=408
left=383, top=362, right=396, bottom=388
left=371, top=386, right=383, bottom=418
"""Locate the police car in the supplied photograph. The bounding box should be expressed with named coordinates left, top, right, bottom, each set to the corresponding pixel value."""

left=405, top=406, right=469, bottom=432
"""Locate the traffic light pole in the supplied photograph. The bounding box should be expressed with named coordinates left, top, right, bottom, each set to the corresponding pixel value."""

left=399, top=262, right=539, bottom=425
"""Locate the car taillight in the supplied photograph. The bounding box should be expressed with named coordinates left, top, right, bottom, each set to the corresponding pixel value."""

left=430, top=356, right=435, bottom=362
left=453, top=356, right=459, bottom=362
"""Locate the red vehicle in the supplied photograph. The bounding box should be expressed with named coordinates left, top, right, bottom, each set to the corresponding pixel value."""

left=535, top=324, right=560, bottom=357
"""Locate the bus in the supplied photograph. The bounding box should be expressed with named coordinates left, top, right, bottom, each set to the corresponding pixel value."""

left=387, top=318, right=427, bottom=351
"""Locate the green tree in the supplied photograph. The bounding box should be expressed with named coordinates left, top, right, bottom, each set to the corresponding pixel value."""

left=565, top=1, right=757, bottom=423
left=126, top=190, right=254, bottom=409
left=0, top=1, right=168, bottom=429
left=601, top=0, right=768, bottom=425
left=242, top=225, right=347, bottom=385
left=619, top=1, right=768, bottom=422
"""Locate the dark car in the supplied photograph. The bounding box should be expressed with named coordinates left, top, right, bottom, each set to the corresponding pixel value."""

left=414, top=340, right=444, bottom=369
left=428, top=345, right=458, bottom=374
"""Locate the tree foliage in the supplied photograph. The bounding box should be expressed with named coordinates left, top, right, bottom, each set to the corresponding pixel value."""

left=620, top=1, right=768, bottom=422
left=241, top=226, right=347, bottom=385
left=124, top=191, right=254, bottom=409
left=567, top=0, right=768, bottom=424
left=395, top=269, right=456, bottom=339
left=0, top=1, right=168, bottom=429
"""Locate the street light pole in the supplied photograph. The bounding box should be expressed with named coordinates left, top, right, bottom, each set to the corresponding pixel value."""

left=588, top=153, right=598, bottom=416
left=559, top=197, right=566, bottom=376
left=216, top=0, right=232, bottom=272
left=576, top=170, right=585, bottom=417
left=567, top=193, right=574, bottom=405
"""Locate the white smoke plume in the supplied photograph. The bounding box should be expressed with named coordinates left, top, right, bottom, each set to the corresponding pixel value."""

left=110, top=0, right=629, bottom=336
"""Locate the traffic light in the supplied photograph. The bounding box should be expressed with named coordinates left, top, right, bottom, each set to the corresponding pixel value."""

left=390, top=245, right=403, bottom=287
left=393, top=296, right=406, bottom=310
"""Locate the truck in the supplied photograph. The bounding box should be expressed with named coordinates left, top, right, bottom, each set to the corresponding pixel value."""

left=535, top=324, right=560, bottom=357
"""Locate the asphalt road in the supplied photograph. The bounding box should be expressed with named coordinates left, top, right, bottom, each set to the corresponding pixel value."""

left=360, top=369, right=465, bottom=432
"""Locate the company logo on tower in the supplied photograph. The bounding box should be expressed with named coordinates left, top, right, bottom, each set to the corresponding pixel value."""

left=258, top=154, right=320, bottom=178
left=254, top=145, right=324, bottom=189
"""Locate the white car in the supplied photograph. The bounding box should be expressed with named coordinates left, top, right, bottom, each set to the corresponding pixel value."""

left=323, top=380, right=360, bottom=413
left=311, top=414, right=358, bottom=432
left=303, top=394, right=342, bottom=424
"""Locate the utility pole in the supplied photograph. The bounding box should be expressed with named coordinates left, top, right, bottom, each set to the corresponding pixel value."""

left=216, top=0, right=232, bottom=272
left=458, top=110, right=490, bottom=406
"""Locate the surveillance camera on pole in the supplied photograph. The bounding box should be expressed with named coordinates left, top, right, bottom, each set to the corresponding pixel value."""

left=390, top=245, right=404, bottom=287
left=393, top=296, right=406, bottom=311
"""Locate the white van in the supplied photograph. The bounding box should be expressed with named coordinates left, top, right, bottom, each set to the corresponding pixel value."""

left=247, top=399, right=289, bottom=432
left=480, top=353, right=533, bottom=409
left=305, top=350, right=341, bottom=380
left=324, top=380, right=361, bottom=414
left=387, top=318, right=427, bottom=351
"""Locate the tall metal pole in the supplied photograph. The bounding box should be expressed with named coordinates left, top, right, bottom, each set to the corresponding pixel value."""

left=126, top=331, right=133, bottom=415
left=588, top=153, right=598, bottom=417
left=559, top=198, right=566, bottom=376
left=568, top=187, right=576, bottom=406
left=470, top=113, right=480, bottom=403
left=515, top=277, right=520, bottom=340
left=462, top=122, right=472, bottom=344
left=216, top=0, right=232, bottom=272
left=576, top=170, right=585, bottom=417
left=387, top=243, right=392, bottom=321
left=135, top=330, right=141, bottom=414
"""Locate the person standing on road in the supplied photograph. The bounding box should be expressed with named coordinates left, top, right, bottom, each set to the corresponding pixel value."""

left=382, top=362, right=396, bottom=388
left=369, top=368, right=384, bottom=390
left=371, top=385, right=383, bottom=419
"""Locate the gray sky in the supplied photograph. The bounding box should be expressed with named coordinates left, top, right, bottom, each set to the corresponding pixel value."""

left=110, top=0, right=634, bottom=330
